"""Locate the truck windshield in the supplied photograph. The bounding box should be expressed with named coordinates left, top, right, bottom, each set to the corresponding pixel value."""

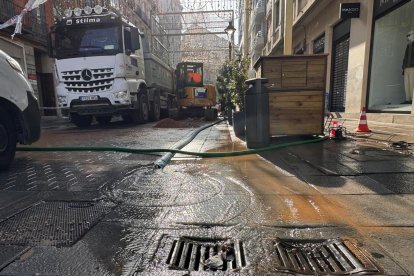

left=176, top=63, right=204, bottom=89
left=55, top=25, right=121, bottom=59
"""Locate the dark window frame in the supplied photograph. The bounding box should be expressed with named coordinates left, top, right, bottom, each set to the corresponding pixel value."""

left=313, top=33, right=325, bottom=54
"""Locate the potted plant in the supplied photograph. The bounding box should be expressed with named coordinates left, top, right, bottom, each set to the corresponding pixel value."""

left=216, top=61, right=234, bottom=124
left=229, top=57, right=249, bottom=136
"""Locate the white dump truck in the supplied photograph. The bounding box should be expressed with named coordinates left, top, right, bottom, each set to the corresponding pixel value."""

left=49, top=6, right=176, bottom=127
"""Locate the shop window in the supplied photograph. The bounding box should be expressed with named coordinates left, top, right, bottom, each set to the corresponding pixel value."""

left=313, top=33, right=325, bottom=54
left=368, top=1, right=414, bottom=112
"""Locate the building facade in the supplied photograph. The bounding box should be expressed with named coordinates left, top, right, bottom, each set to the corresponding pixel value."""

left=156, top=0, right=183, bottom=67
left=181, top=25, right=229, bottom=84
left=246, top=0, right=414, bottom=124
left=0, top=0, right=56, bottom=115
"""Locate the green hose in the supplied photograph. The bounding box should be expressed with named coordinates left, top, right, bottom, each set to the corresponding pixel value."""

left=17, top=136, right=328, bottom=158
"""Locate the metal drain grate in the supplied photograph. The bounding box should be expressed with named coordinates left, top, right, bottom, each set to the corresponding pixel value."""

left=273, top=238, right=382, bottom=275
left=0, top=201, right=112, bottom=247
left=166, top=237, right=246, bottom=271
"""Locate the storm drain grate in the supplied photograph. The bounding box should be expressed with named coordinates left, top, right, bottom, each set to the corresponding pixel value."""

left=273, top=238, right=382, bottom=275
left=166, top=237, right=246, bottom=271
left=0, top=201, right=112, bottom=247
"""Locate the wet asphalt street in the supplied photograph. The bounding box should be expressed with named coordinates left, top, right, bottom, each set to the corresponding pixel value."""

left=0, top=116, right=413, bottom=275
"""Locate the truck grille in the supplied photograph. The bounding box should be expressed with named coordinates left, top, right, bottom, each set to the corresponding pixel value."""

left=62, top=68, right=115, bottom=93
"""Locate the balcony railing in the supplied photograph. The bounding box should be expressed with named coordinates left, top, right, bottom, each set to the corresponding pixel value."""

left=251, top=0, right=265, bottom=23
left=251, top=30, right=265, bottom=52
left=0, top=0, right=47, bottom=44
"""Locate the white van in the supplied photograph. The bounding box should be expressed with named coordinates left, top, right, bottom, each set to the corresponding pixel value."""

left=0, top=49, right=41, bottom=170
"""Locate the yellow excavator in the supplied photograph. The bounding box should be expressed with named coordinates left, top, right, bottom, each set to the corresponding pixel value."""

left=175, top=62, right=217, bottom=120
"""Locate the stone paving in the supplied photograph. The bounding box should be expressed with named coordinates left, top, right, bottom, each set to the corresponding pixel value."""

left=0, top=116, right=412, bottom=275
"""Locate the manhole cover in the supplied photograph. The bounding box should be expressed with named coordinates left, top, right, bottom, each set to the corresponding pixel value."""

left=273, top=238, right=382, bottom=275
left=0, top=201, right=112, bottom=247
left=166, top=237, right=246, bottom=271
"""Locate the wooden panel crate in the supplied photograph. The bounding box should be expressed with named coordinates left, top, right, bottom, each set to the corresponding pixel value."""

left=254, top=55, right=327, bottom=136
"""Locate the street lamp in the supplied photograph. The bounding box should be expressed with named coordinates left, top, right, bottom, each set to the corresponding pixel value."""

left=224, top=21, right=236, bottom=60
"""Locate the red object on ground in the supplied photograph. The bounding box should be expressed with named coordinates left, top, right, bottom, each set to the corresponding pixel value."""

left=355, top=107, right=371, bottom=133
left=330, top=128, right=336, bottom=138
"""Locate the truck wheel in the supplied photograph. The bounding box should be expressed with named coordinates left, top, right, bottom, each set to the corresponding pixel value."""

left=71, top=113, right=92, bottom=127
left=0, top=110, right=17, bottom=171
left=96, top=116, right=112, bottom=126
left=149, top=92, right=161, bottom=122
left=129, top=93, right=149, bottom=124
left=138, top=93, right=149, bottom=123
left=166, top=98, right=172, bottom=117
left=168, top=97, right=179, bottom=119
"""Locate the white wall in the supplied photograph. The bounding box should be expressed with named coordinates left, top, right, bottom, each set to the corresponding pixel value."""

left=345, top=0, right=372, bottom=113
left=290, top=0, right=373, bottom=113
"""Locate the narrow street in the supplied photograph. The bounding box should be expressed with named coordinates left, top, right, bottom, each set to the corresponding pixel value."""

left=0, top=117, right=413, bottom=275
left=1, top=0, right=414, bottom=275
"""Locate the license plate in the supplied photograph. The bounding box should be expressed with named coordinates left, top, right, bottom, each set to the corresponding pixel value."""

left=79, top=95, right=98, bottom=101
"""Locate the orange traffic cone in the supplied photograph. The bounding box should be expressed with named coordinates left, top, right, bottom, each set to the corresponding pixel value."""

left=355, top=107, right=371, bottom=133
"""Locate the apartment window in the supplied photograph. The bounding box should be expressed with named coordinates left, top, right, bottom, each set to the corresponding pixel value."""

left=273, top=0, right=280, bottom=32
left=266, top=16, right=271, bottom=44
left=294, top=0, right=308, bottom=17
left=313, top=33, right=325, bottom=54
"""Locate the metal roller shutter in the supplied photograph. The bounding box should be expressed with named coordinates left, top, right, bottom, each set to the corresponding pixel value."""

left=331, top=36, right=350, bottom=112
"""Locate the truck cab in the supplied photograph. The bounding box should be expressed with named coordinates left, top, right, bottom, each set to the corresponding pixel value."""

left=175, top=62, right=217, bottom=120
left=0, top=50, right=41, bottom=170
left=50, top=6, right=158, bottom=127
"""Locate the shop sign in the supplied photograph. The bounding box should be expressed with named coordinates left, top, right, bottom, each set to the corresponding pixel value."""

left=374, top=0, right=410, bottom=17
left=340, top=3, right=361, bottom=19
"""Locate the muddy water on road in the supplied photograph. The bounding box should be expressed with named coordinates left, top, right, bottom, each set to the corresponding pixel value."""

left=12, top=121, right=410, bottom=274
left=201, top=140, right=400, bottom=237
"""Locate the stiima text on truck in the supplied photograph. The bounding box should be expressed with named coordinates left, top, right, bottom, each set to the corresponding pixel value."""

left=49, top=5, right=177, bottom=127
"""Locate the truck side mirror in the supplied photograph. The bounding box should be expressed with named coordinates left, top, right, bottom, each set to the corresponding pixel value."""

left=130, top=27, right=140, bottom=51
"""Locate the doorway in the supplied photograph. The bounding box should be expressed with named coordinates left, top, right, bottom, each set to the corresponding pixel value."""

left=330, top=19, right=351, bottom=112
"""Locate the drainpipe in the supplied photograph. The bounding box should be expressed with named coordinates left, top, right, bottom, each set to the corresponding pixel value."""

left=284, top=0, right=293, bottom=55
